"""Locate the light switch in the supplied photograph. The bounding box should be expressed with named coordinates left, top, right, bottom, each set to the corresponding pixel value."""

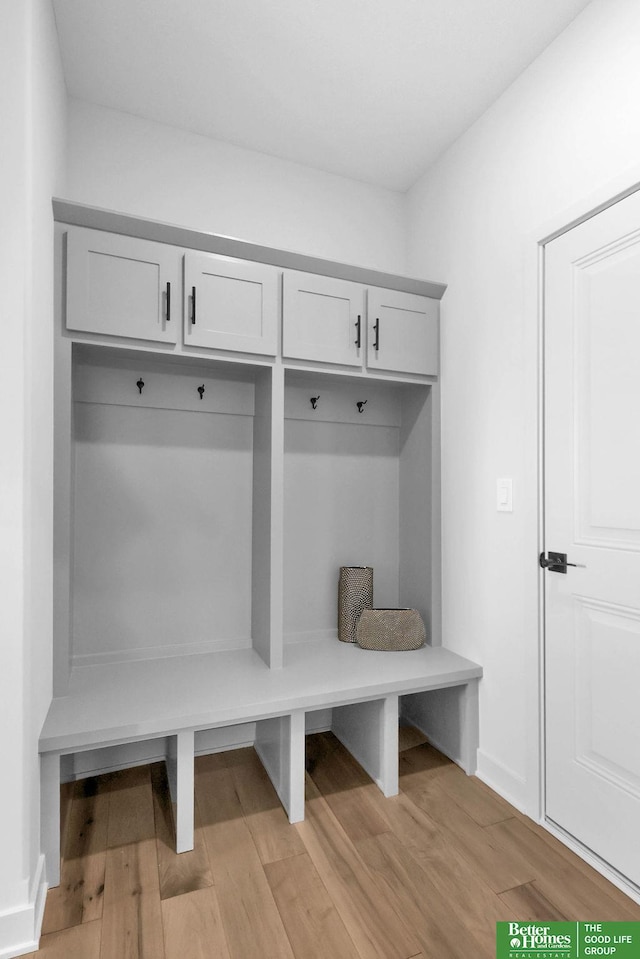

left=497, top=478, right=513, bottom=512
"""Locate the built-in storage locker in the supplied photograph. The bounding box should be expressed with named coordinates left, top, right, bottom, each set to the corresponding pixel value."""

left=57, top=345, right=281, bottom=687
left=283, top=272, right=365, bottom=367
left=367, top=288, right=439, bottom=376
left=283, top=370, right=440, bottom=648
left=183, top=252, right=279, bottom=355
left=65, top=227, right=180, bottom=343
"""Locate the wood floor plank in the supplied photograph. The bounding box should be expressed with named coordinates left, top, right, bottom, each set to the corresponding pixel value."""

left=161, top=887, right=231, bottom=959
left=435, top=765, right=515, bottom=827
left=403, top=778, right=536, bottom=893
left=398, top=742, right=453, bottom=790
left=398, top=724, right=429, bottom=752
left=486, top=817, right=640, bottom=920
left=100, top=838, right=165, bottom=959
left=306, top=733, right=392, bottom=843
left=499, top=881, right=568, bottom=921
left=195, top=757, right=296, bottom=959
left=150, top=762, right=214, bottom=900
left=25, top=918, right=102, bottom=959
left=215, top=866, right=296, bottom=959
left=265, top=852, right=361, bottom=959
left=355, top=831, right=487, bottom=959
left=297, top=774, right=420, bottom=959
left=194, top=761, right=264, bottom=877
left=42, top=777, right=108, bottom=934
left=196, top=747, right=255, bottom=771
left=360, top=789, right=516, bottom=942
left=231, top=750, right=306, bottom=865
left=104, top=766, right=156, bottom=849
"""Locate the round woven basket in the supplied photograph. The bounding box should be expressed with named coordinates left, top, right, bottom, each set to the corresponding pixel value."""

left=355, top=608, right=426, bottom=651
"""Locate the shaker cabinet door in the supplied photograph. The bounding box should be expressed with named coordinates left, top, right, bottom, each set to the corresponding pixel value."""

left=184, top=253, right=279, bottom=355
left=65, top=228, right=179, bottom=343
left=283, top=272, right=365, bottom=367
left=367, top=289, right=439, bottom=376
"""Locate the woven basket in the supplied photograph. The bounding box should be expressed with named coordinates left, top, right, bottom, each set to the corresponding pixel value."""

left=338, top=567, right=373, bottom=643
left=355, top=608, right=426, bottom=651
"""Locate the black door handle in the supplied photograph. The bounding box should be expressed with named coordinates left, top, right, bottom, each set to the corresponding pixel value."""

left=539, top=551, right=586, bottom=573
left=191, top=286, right=196, bottom=325
left=166, top=282, right=171, bottom=322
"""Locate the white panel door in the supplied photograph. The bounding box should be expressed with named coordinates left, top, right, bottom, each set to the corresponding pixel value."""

left=544, top=189, right=640, bottom=888
left=66, top=227, right=179, bottom=343
left=282, top=272, right=364, bottom=367
left=184, top=252, right=279, bottom=355
left=367, top=289, right=438, bottom=376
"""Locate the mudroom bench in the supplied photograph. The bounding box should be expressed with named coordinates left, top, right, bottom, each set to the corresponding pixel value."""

left=39, top=639, right=482, bottom=886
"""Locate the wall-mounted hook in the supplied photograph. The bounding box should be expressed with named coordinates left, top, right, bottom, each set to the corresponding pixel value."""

left=310, top=395, right=320, bottom=410
left=357, top=400, right=367, bottom=413
left=136, top=378, right=145, bottom=395
left=197, top=384, right=205, bottom=400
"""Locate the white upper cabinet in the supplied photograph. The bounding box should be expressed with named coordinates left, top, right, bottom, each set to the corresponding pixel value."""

left=282, top=272, right=365, bottom=367
left=183, top=253, right=279, bottom=355
left=367, top=289, right=439, bottom=377
left=65, top=228, right=179, bottom=343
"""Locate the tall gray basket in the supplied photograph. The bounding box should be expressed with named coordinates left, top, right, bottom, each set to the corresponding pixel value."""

left=338, top=566, right=373, bottom=643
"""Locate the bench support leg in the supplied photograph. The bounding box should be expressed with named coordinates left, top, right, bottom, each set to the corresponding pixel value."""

left=41, top=752, right=61, bottom=888
left=332, top=694, right=399, bottom=797
left=167, top=731, right=194, bottom=853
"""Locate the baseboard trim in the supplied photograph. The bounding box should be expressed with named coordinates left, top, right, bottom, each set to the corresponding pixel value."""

left=0, top=855, right=47, bottom=959
left=475, top=749, right=527, bottom=813
left=71, top=637, right=252, bottom=668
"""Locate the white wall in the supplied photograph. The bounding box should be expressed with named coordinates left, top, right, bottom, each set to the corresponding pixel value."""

left=406, top=0, right=640, bottom=811
left=66, top=99, right=408, bottom=274
left=0, top=1, right=66, bottom=956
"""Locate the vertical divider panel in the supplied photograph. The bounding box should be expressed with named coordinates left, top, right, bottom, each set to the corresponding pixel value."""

left=166, top=731, right=195, bottom=853
left=332, top=695, right=399, bottom=796
left=399, top=382, right=441, bottom=646
left=41, top=752, right=61, bottom=888
left=252, top=365, right=284, bottom=668
left=254, top=711, right=305, bottom=823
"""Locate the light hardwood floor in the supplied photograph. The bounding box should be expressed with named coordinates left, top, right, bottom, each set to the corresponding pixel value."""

left=28, top=729, right=640, bottom=958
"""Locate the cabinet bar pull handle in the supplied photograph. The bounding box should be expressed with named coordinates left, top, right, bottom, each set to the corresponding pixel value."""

left=191, top=286, right=196, bottom=325
left=373, top=318, right=380, bottom=351
left=166, top=281, right=171, bottom=322
left=355, top=315, right=361, bottom=348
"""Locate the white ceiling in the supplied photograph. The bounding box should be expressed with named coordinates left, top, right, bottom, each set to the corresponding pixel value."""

left=52, top=0, right=592, bottom=191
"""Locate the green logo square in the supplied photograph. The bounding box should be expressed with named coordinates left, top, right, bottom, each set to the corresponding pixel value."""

left=497, top=922, right=640, bottom=959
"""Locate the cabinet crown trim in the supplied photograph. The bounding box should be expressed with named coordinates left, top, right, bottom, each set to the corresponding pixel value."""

left=52, top=198, right=447, bottom=300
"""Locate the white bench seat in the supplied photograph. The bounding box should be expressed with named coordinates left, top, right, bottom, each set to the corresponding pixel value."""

left=40, top=640, right=482, bottom=887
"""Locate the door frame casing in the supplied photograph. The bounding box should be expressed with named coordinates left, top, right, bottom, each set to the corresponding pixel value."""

left=527, top=166, right=640, bottom=899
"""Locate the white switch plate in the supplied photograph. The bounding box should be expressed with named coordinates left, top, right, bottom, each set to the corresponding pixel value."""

left=497, top=477, right=513, bottom=512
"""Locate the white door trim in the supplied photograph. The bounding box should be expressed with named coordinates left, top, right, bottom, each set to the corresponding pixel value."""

left=526, top=164, right=640, bottom=840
